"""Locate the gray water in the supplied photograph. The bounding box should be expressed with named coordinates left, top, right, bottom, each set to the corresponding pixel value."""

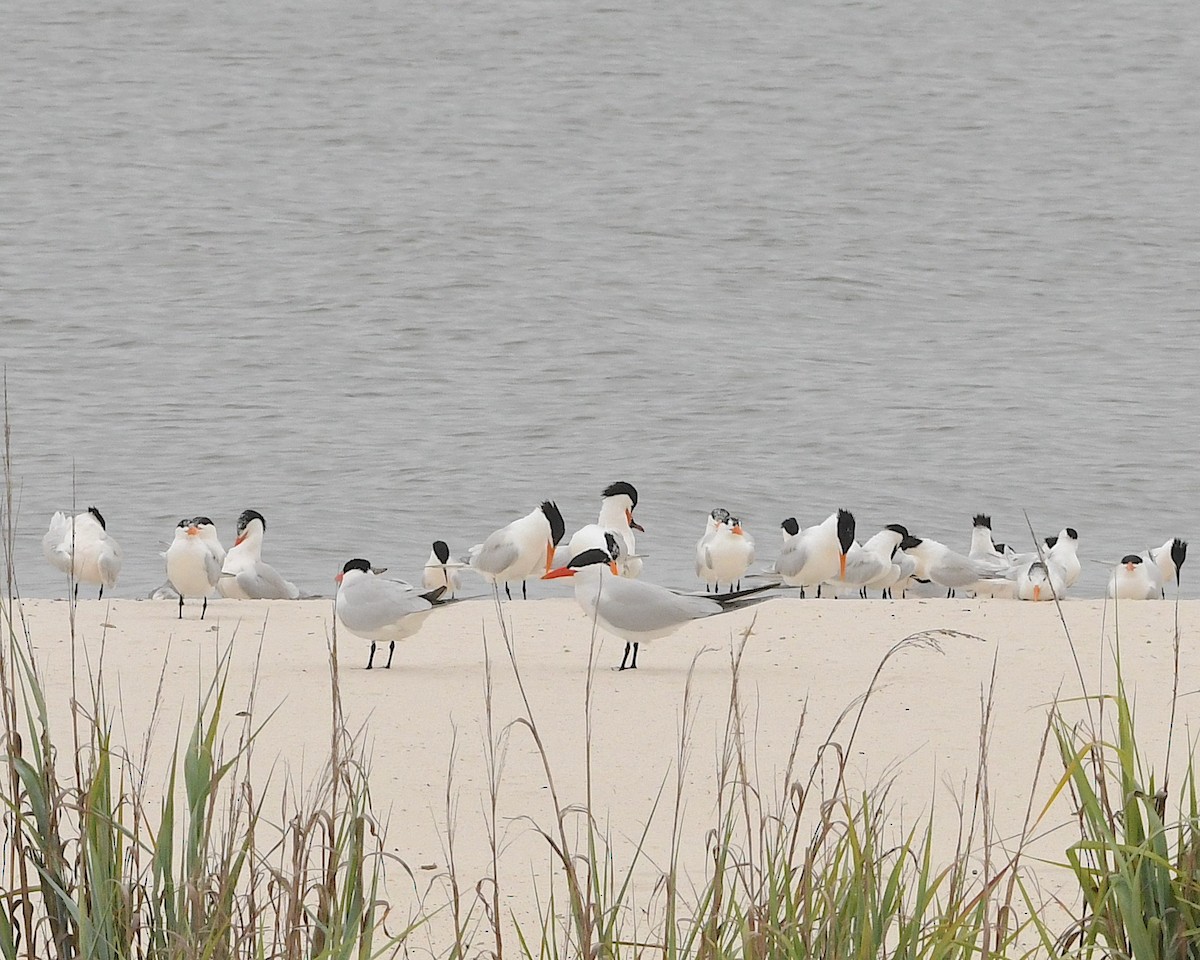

left=3, top=0, right=1198, bottom=601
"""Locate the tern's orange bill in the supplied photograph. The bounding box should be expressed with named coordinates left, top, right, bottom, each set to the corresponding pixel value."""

left=186, top=526, right=199, bottom=536
left=335, top=572, right=344, bottom=585
left=732, top=524, right=743, bottom=535
left=545, top=541, right=555, bottom=574
left=234, top=534, right=247, bottom=546
left=1033, top=585, right=1041, bottom=601
left=627, top=509, right=645, bottom=532
left=609, top=561, right=620, bottom=575
left=543, top=567, right=575, bottom=580
left=840, top=553, right=847, bottom=579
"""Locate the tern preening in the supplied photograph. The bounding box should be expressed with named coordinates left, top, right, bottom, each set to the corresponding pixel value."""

left=565, top=481, right=644, bottom=578
left=544, top=534, right=776, bottom=670
left=335, top=558, right=448, bottom=668
left=218, top=509, right=301, bottom=600
left=43, top=507, right=122, bottom=599
left=165, top=516, right=225, bottom=618
left=469, top=500, right=566, bottom=599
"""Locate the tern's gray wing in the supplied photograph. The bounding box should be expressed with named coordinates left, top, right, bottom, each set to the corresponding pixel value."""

left=471, top=535, right=520, bottom=577
left=98, top=543, right=122, bottom=586
left=43, top=513, right=72, bottom=570
left=203, top=550, right=223, bottom=587
left=596, top=577, right=720, bottom=633
left=339, top=579, right=433, bottom=633
left=236, top=562, right=299, bottom=600
left=842, top=551, right=887, bottom=585
left=775, top=536, right=809, bottom=579
left=932, top=554, right=994, bottom=588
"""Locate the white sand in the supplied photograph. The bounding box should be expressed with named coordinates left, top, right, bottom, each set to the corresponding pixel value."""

left=6, top=594, right=1198, bottom=949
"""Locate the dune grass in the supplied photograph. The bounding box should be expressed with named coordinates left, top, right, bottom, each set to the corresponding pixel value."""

left=2, top=391, right=1198, bottom=957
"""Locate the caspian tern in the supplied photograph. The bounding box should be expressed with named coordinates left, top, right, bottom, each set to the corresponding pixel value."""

left=1107, top=554, right=1164, bottom=600
left=544, top=534, right=776, bottom=670
left=837, top=524, right=910, bottom=598
left=904, top=536, right=1002, bottom=596
left=422, top=540, right=463, bottom=598
left=42, top=507, right=121, bottom=598
left=565, top=481, right=644, bottom=578
left=776, top=509, right=856, bottom=594
left=217, top=509, right=301, bottom=600
left=696, top=513, right=755, bottom=592
left=469, top=500, right=566, bottom=599
left=335, top=558, right=447, bottom=668
left=1107, top=539, right=1187, bottom=599
left=1017, top=559, right=1065, bottom=601
left=165, top=516, right=225, bottom=618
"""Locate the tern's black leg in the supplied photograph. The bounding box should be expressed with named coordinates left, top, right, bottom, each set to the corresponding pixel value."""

left=619, top=642, right=634, bottom=671
left=201, top=597, right=208, bottom=620
left=630, top=642, right=639, bottom=669
left=504, top=582, right=512, bottom=601
left=74, top=583, right=79, bottom=600
left=367, top=642, right=376, bottom=670
left=178, top=595, right=184, bottom=619
left=946, top=588, right=954, bottom=599
left=522, top=580, right=528, bottom=600
left=817, top=584, right=823, bottom=599
left=386, top=640, right=395, bottom=669
left=799, top=587, right=806, bottom=599
left=98, top=585, right=104, bottom=600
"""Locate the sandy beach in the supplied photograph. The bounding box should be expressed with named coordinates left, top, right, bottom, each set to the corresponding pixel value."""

left=5, top=593, right=1197, bottom=951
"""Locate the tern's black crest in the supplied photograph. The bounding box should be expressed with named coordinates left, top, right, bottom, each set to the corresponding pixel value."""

left=1065, top=527, right=1078, bottom=540
left=432, top=540, right=451, bottom=564
left=781, top=517, right=800, bottom=537
left=1121, top=554, right=1143, bottom=565
left=176, top=518, right=191, bottom=528
left=994, top=542, right=1007, bottom=553
left=1044, top=535, right=1059, bottom=550
left=540, top=501, right=566, bottom=545
left=237, top=509, right=266, bottom=534
left=602, top=481, right=638, bottom=508
left=88, top=506, right=106, bottom=529
left=193, top=516, right=215, bottom=527
left=901, top=535, right=923, bottom=550
left=711, top=507, right=731, bottom=523
left=1028, top=562, right=1048, bottom=576
left=885, top=523, right=909, bottom=538
left=570, top=547, right=614, bottom=569
left=603, top=531, right=621, bottom=560
left=836, top=509, right=856, bottom=553
left=1172, top=539, right=1188, bottom=584
left=343, top=558, right=372, bottom=574
left=972, top=514, right=991, bottom=530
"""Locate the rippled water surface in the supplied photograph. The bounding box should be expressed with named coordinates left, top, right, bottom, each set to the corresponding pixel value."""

left=3, top=0, right=1198, bottom=599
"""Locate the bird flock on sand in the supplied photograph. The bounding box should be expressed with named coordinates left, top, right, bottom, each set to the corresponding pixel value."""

left=41, top=482, right=1188, bottom=670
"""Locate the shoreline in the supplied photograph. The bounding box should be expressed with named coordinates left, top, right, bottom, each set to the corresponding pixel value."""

left=4, top=595, right=1197, bottom=947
